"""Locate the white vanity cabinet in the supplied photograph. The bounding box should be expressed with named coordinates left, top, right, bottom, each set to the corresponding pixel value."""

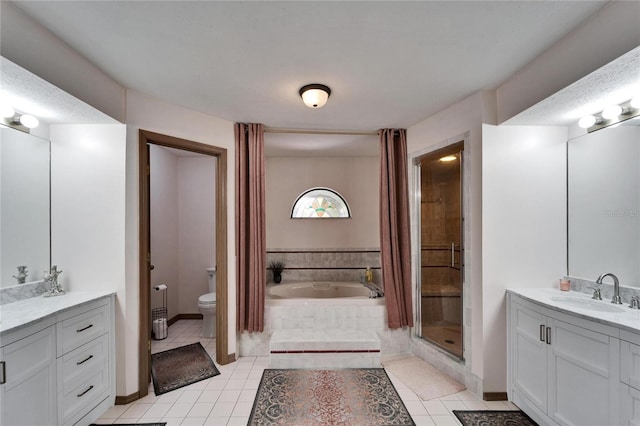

left=0, top=293, right=115, bottom=426
left=508, top=293, right=621, bottom=426
left=621, top=330, right=640, bottom=426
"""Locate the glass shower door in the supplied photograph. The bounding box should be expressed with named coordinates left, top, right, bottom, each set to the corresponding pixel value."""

left=418, top=142, right=463, bottom=359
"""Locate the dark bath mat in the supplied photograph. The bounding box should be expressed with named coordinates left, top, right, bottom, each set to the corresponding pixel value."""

left=453, top=410, right=538, bottom=426
left=151, top=342, right=220, bottom=395
left=249, top=368, right=415, bottom=425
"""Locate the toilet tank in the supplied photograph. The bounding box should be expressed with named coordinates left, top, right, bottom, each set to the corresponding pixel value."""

left=207, top=267, right=217, bottom=293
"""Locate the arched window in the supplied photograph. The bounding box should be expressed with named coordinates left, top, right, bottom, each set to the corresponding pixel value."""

left=290, top=187, right=351, bottom=218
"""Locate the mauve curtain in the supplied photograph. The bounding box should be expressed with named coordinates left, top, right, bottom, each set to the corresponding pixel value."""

left=235, top=123, right=266, bottom=332
left=379, top=128, right=414, bottom=328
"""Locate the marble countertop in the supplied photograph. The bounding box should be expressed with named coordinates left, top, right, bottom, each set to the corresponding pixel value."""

left=0, top=290, right=115, bottom=335
left=507, top=288, right=640, bottom=335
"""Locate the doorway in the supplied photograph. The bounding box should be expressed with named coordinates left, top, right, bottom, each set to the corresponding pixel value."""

left=416, top=141, right=464, bottom=359
left=138, top=130, right=232, bottom=399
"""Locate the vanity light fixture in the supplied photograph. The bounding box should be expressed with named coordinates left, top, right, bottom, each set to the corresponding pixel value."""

left=299, top=84, right=331, bottom=108
left=578, top=97, right=640, bottom=133
left=2, top=110, right=40, bottom=133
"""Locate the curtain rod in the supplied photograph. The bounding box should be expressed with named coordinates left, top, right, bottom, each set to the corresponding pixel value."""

left=263, top=127, right=379, bottom=136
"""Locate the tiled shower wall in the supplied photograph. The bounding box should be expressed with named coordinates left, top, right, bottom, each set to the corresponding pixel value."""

left=266, top=248, right=381, bottom=283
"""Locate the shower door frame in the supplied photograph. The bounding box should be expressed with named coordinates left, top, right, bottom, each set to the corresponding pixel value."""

left=410, top=133, right=468, bottom=361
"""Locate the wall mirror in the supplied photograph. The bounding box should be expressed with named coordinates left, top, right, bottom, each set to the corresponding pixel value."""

left=567, top=122, right=640, bottom=287
left=0, top=124, right=51, bottom=287
left=291, top=187, right=351, bottom=218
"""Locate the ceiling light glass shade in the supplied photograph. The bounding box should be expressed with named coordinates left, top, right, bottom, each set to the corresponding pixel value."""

left=19, top=114, right=39, bottom=129
left=0, top=104, right=14, bottom=118
left=299, top=84, right=331, bottom=108
left=578, top=115, right=597, bottom=129
left=602, top=105, right=623, bottom=120
left=439, top=155, right=457, bottom=162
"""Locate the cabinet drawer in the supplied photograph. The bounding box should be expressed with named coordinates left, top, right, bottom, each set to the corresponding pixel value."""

left=60, top=366, right=109, bottom=425
left=622, top=340, right=640, bottom=390
left=59, top=334, right=108, bottom=392
left=57, top=304, right=108, bottom=356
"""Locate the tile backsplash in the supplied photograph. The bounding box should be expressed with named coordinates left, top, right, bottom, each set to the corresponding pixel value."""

left=266, top=248, right=380, bottom=283
left=0, top=280, right=48, bottom=305
left=567, top=276, right=640, bottom=303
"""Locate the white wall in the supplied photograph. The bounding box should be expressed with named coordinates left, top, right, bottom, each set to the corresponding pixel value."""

left=482, top=124, right=567, bottom=392
left=149, top=145, right=180, bottom=319
left=266, top=156, right=379, bottom=249
left=178, top=156, right=216, bottom=313
left=408, top=91, right=496, bottom=384
left=124, top=89, right=234, bottom=396
left=49, top=124, right=126, bottom=292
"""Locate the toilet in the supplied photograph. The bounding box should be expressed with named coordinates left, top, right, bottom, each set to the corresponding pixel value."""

left=198, top=267, right=217, bottom=338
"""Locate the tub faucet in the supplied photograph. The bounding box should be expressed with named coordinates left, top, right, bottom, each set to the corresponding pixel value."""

left=596, top=273, right=622, bottom=305
left=362, top=281, right=384, bottom=298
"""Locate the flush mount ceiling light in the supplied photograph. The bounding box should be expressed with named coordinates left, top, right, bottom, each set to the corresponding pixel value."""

left=299, top=84, right=331, bottom=108
left=439, top=155, right=457, bottom=162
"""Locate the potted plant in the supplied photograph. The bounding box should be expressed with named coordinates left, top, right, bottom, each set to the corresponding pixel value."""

left=268, top=260, right=285, bottom=284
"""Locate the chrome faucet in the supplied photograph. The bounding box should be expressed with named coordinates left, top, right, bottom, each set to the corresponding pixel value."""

left=596, top=273, right=622, bottom=304
left=362, top=281, right=384, bottom=298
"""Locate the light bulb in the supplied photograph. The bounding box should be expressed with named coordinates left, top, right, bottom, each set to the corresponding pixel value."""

left=578, top=115, right=597, bottom=129
left=301, top=89, right=329, bottom=108
left=19, top=114, right=39, bottom=129
left=630, top=96, right=640, bottom=109
left=0, top=104, right=14, bottom=119
left=602, top=105, right=623, bottom=120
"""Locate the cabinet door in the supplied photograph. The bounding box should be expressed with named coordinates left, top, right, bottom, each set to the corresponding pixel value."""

left=548, top=318, right=620, bottom=426
left=0, top=326, right=57, bottom=426
left=510, top=300, right=548, bottom=413
left=621, top=340, right=640, bottom=390
left=621, top=383, right=640, bottom=426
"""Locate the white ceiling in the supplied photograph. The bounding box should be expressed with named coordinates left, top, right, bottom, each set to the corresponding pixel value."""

left=11, top=1, right=639, bottom=157
left=11, top=0, right=608, bottom=133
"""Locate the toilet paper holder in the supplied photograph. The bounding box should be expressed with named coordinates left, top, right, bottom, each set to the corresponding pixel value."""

left=152, top=284, right=168, bottom=340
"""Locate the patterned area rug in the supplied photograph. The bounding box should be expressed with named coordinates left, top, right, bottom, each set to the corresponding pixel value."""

left=151, top=342, right=220, bottom=395
left=248, top=368, right=415, bottom=425
left=453, top=410, right=538, bottom=426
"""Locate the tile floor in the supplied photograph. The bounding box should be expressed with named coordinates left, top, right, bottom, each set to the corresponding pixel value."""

left=96, top=319, right=520, bottom=426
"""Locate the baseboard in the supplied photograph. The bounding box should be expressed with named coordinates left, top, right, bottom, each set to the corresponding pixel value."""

left=218, top=352, right=236, bottom=365
left=483, top=392, right=508, bottom=401
left=168, top=313, right=203, bottom=326
left=115, top=392, right=140, bottom=405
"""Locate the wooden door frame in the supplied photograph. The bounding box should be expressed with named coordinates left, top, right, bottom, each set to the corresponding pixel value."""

left=138, top=130, right=234, bottom=399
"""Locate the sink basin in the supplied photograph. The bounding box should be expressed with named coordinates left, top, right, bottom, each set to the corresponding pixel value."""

left=550, top=296, right=625, bottom=313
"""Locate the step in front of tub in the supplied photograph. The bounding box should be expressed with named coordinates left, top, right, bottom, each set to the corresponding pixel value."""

left=269, top=329, right=380, bottom=369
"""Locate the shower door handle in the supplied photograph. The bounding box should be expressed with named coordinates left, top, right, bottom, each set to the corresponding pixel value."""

left=451, top=243, right=455, bottom=267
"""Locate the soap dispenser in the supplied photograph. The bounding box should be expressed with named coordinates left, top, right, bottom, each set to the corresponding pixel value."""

left=365, top=266, right=373, bottom=283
